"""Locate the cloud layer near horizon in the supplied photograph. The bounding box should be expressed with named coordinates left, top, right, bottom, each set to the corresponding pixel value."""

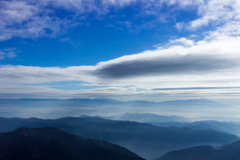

left=1, top=33, right=240, bottom=101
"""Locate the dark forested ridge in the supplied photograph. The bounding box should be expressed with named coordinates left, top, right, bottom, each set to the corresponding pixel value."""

left=0, top=117, right=238, bottom=160
left=155, top=140, right=240, bottom=160
left=0, top=127, right=145, bottom=160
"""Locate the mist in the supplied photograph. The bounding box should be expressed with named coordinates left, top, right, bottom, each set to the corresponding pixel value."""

left=1, top=98, right=240, bottom=121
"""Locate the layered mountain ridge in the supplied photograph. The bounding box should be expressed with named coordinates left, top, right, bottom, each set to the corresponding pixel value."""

left=0, top=116, right=238, bottom=160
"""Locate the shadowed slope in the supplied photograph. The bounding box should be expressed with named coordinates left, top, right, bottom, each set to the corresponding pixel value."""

left=0, top=127, right=145, bottom=160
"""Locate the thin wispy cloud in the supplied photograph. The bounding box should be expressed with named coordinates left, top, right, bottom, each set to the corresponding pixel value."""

left=1, top=0, right=235, bottom=40
left=0, top=48, right=18, bottom=60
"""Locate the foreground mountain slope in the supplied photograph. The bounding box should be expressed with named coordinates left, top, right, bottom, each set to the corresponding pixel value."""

left=156, top=140, right=240, bottom=160
left=0, top=117, right=238, bottom=160
left=0, top=127, right=144, bottom=160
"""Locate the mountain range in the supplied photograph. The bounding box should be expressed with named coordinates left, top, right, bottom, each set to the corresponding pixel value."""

left=107, top=113, right=189, bottom=122
left=106, top=113, right=240, bottom=137
left=0, top=98, right=228, bottom=119
left=0, top=116, right=238, bottom=160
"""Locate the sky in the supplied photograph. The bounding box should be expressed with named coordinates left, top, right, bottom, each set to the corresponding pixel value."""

left=1, top=0, right=240, bottom=103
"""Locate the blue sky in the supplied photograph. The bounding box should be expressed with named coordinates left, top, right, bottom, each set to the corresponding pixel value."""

left=0, top=1, right=196, bottom=66
left=1, top=0, right=240, bottom=103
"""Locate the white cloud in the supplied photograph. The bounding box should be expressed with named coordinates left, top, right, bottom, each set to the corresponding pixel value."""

left=177, top=0, right=240, bottom=30
left=169, top=37, right=195, bottom=46
left=0, top=65, right=96, bottom=84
